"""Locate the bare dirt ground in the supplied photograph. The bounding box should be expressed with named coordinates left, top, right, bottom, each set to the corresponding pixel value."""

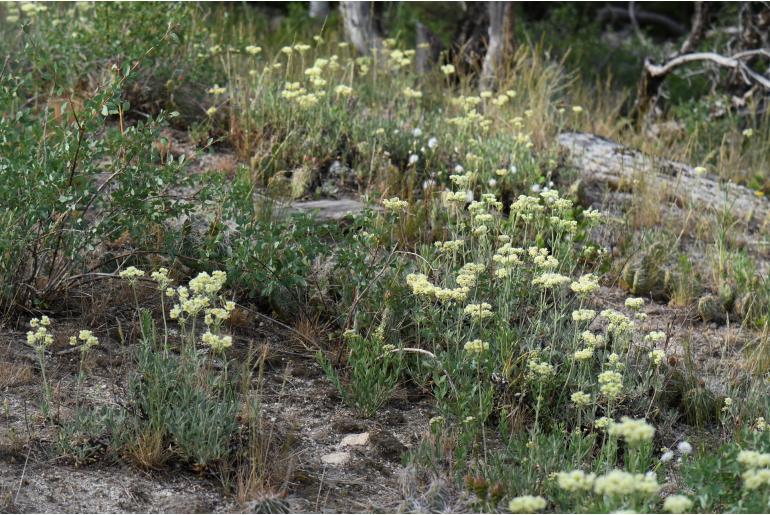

left=0, top=317, right=434, bottom=513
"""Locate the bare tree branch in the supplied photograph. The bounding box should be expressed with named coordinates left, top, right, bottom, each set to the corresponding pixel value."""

left=680, top=1, right=710, bottom=54
left=644, top=52, right=770, bottom=90
left=597, top=5, right=688, bottom=35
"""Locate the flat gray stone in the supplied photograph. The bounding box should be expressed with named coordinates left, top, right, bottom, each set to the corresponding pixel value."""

left=339, top=432, right=369, bottom=447
left=291, top=199, right=367, bottom=220
left=321, top=451, right=351, bottom=465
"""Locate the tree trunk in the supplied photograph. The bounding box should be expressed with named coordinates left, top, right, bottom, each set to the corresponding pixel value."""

left=415, top=21, right=442, bottom=74
left=339, top=1, right=383, bottom=54
left=680, top=1, right=710, bottom=53
left=308, top=1, right=330, bottom=19
left=481, top=2, right=516, bottom=90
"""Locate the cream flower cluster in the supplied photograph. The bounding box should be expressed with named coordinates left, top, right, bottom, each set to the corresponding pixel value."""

left=27, top=316, right=53, bottom=350
left=445, top=190, right=472, bottom=204
left=203, top=302, right=235, bottom=327
left=510, top=194, right=544, bottom=221
left=334, top=84, right=353, bottom=97
left=435, top=239, right=464, bottom=253
left=402, top=87, right=422, bottom=99
left=644, top=331, right=666, bottom=343
left=572, top=309, right=596, bottom=322
left=281, top=81, right=322, bottom=108
left=624, top=297, right=645, bottom=310
left=570, top=274, right=599, bottom=296
left=456, top=263, right=484, bottom=288
left=743, top=468, right=770, bottom=490
left=387, top=48, right=413, bottom=69
left=737, top=450, right=770, bottom=469
left=608, top=417, right=655, bottom=445
left=151, top=267, right=172, bottom=288
left=662, top=495, right=693, bottom=513
left=189, top=271, right=226, bottom=295
left=649, top=349, right=666, bottom=366
left=573, top=346, right=594, bottom=361
left=556, top=469, right=596, bottom=491
left=382, top=197, right=408, bottom=211
left=529, top=246, right=559, bottom=270
left=69, top=329, right=98, bottom=351
left=601, top=309, right=635, bottom=338
left=201, top=331, right=232, bottom=352
left=464, top=339, right=489, bottom=353
left=570, top=391, right=592, bottom=407
left=508, top=495, right=546, bottom=513
left=582, top=331, right=606, bottom=348
left=169, top=271, right=228, bottom=322
left=119, top=266, right=145, bottom=282
left=532, top=272, right=570, bottom=289
left=598, top=370, right=623, bottom=399
left=528, top=359, right=554, bottom=378
left=593, top=469, right=659, bottom=496
left=406, top=272, right=470, bottom=303
left=464, top=302, right=494, bottom=320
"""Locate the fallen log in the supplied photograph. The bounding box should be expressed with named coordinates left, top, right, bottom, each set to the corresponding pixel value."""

left=557, top=132, right=770, bottom=233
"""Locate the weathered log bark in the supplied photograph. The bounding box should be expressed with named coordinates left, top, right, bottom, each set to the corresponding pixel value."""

left=339, top=1, right=383, bottom=54
left=308, top=1, right=330, bottom=19
left=557, top=132, right=770, bottom=233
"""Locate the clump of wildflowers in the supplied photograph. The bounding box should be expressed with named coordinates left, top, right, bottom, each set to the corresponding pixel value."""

left=556, top=470, right=595, bottom=491
left=737, top=450, right=770, bottom=469
left=70, top=329, right=99, bottom=351
left=598, top=370, right=623, bottom=399
left=532, top=272, right=570, bottom=289
left=151, top=267, right=172, bottom=288
left=573, top=347, right=594, bottom=361
left=464, top=303, right=494, bottom=320
left=119, top=266, right=144, bottom=283
left=464, top=339, right=489, bottom=353
left=27, top=316, right=53, bottom=350
left=570, top=274, right=599, bottom=296
left=601, top=309, right=635, bottom=339
left=593, top=470, right=659, bottom=496
left=407, top=273, right=436, bottom=297
left=382, top=197, right=408, bottom=211
left=649, top=349, right=666, bottom=366
left=663, top=495, right=693, bottom=513
left=572, top=309, right=596, bottom=322
left=644, top=331, right=666, bottom=343
left=608, top=417, right=655, bottom=445
left=570, top=391, right=592, bottom=407
left=508, top=495, right=546, bottom=513
left=528, top=359, right=555, bottom=379
left=201, top=331, right=232, bottom=353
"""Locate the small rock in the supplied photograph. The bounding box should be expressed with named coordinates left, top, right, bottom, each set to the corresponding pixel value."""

left=291, top=199, right=367, bottom=221
left=321, top=451, right=351, bottom=465
left=340, top=432, right=369, bottom=447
